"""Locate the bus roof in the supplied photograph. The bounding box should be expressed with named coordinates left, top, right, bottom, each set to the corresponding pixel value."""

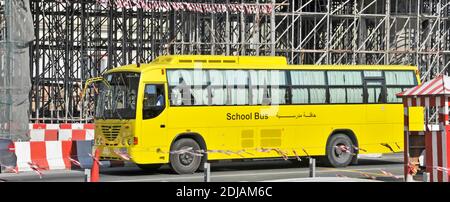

left=151, top=55, right=288, bottom=65
left=105, top=55, right=418, bottom=74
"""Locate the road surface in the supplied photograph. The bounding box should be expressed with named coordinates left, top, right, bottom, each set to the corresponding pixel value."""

left=0, top=153, right=407, bottom=182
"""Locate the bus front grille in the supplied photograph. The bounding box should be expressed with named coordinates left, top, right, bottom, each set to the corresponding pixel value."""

left=101, top=125, right=121, bottom=141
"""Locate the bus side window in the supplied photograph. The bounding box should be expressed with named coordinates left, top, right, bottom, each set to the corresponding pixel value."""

left=225, top=70, right=249, bottom=105
left=385, top=71, right=416, bottom=103
left=249, top=70, right=287, bottom=105
left=386, top=87, right=403, bottom=103
left=144, top=85, right=157, bottom=107
left=209, top=70, right=227, bottom=105
left=176, top=77, right=194, bottom=105
left=385, top=71, right=415, bottom=86
left=167, top=70, right=194, bottom=106
left=143, top=84, right=165, bottom=119
left=328, top=71, right=363, bottom=104
left=365, top=80, right=384, bottom=103
left=170, top=87, right=182, bottom=105
left=290, top=70, right=327, bottom=104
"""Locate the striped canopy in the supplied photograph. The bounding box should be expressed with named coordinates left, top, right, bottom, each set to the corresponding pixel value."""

left=397, top=75, right=450, bottom=97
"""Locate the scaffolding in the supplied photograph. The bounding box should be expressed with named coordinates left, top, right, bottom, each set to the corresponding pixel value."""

left=28, top=0, right=450, bottom=122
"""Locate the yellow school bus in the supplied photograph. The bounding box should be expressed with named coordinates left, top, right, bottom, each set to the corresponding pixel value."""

left=93, top=55, right=420, bottom=174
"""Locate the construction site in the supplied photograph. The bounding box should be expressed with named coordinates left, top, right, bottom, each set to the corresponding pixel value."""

left=1, top=0, right=450, bottom=184
left=0, top=0, right=447, bottom=125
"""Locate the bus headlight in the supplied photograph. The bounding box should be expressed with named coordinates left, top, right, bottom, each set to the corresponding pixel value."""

left=128, top=139, right=133, bottom=145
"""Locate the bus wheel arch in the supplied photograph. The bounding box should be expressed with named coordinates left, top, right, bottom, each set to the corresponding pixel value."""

left=324, top=129, right=359, bottom=167
left=169, top=133, right=207, bottom=174
left=328, top=129, right=359, bottom=149
left=171, top=133, right=207, bottom=152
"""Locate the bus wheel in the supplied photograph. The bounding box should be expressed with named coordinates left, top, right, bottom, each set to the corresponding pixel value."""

left=136, top=164, right=162, bottom=173
left=170, top=138, right=202, bottom=174
left=325, top=133, right=354, bottom=167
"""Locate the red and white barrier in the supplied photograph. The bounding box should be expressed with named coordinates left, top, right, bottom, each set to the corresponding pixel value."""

left=15, top=141, right=70, bottom=172
left=29, top=123, right=95, bottom=141
left=12, top=140, right=134, bottom=173
left=29, top=124, right=59, bottom=141
left=58, top=123, right=95, bottom=141
left=9, top=123, right=136, bottom=174
left=14, top=140, right=95, bottom=172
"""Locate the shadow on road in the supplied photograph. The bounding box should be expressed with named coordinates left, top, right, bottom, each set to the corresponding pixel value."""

left=100, top=155, right=403, bottom=177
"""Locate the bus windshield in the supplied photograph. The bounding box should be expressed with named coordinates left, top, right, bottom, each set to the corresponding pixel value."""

left=95, top=72, right=140, bottom=119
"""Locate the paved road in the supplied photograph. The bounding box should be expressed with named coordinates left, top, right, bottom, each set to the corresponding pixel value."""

left=0, top=153, right=406, bottom=182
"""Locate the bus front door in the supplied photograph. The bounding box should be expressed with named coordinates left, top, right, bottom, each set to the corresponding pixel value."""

left=141, top=83, right=168, bottom=159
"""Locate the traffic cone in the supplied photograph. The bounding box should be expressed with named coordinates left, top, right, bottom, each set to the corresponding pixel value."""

left=90, top=148, right=100, bottom=182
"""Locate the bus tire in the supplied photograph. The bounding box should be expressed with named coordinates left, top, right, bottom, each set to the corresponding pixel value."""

left=324, top=133, right=354, bottom=167
left=170, top=138, right=202, bottom=174
left=136, top=164, right=162, bottom=172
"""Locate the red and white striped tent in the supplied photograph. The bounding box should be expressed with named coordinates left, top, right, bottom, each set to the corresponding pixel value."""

left=397, top=75, right=450, bottom=182
left=397, top=75, right=450, bottom=97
